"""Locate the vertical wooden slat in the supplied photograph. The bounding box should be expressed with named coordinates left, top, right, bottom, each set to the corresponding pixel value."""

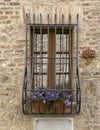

left=48, top=30, right=55, bottom=89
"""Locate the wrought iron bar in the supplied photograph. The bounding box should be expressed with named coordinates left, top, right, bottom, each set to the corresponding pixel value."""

left=22, top=13, right=28, bottom=114
left=24, top=14, right=28, bottom=90
left=26, top=57, right=77, bottom=59
left=76, top=14, right=81, bottom=113
left=47, top=14, right=49, bottom=88
left=33, top=62, right=70, bottom=65
left=29, top=27, right=33, bottom=92
left=62, top=14, right=65, bottom=89
left=69, top=15, right=72, bottom=89
left=33, top=51, right=69, bottom=54
left=59, top=34, right=61, bottom=85
left=41, top=15, right=43, bottom=87
left=39, top=13, right=43, bottom=87
left=76, top=14, right=80, bottom=89
left=33, top=72, right=69, bottom=75
left=30, top=14, right=36, bottom=113
left=36, top=34, right=38, bottom=85
left=27, top=23, right=77, bottom=27
left=32, top=14, right=35, bottom=89
left=65, top=34, right=68, bottom=88
left=55, top=14, right=57, bottom=89
left=33, top=13, right=37, bottom=86
left=23, top=88, right=77, bottom=91
left=69, top=14, right=73, bottom=113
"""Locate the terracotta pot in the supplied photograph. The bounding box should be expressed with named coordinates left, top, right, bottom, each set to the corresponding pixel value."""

left=50, top=101, right=65, bottom=114
left=33, top=100, right=47, bottom=113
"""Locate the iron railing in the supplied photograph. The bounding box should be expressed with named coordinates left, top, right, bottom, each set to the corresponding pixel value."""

left=22, top=14, right=81, bottom=115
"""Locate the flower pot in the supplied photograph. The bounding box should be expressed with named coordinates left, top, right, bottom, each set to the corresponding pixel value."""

left=33, top=100, right=47, bottom=113
left=50, top=101, right=65, bottom=114
left=56, top=101, right=65, bottom=114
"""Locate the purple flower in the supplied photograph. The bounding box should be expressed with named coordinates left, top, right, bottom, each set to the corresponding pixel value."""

left=65, top=99, right=71, bottom=107
left=43, top=99, right=46, bottom=104
left=32, top=95, right=37, bottom=100
left=26, top=86, right=72, bottom=107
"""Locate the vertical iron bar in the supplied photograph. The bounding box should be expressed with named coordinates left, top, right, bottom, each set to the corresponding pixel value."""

left=42, top=36, right=43, bottom=87
left=76, top=14, right=78, bottom=113
left=25, top=13, right=28, bottom=90
left=55, top=14, right=57, bottom=90
left=62, top=14, right=65, bottom=114
left=41, top=14, right=43, bottom=88
left=76, top=14, right=81, bottom=113
left=69, top=14, right=73, bottom=113
left=29, top=14, right=33, bottom=113
left=32, top=14, right=35, bottom=89
left=33, top=13, right=35, bottom=87
left=47, top=14, right=49, bottom=88
left=62, top=14, right=65, bottom=90
left=53, top=14, right=57, bottom=113
left=65, top=34, right=68, bottom=88
left=39, top=12, right=41, bottom=113
left=23, top=14, right=28, bottom=114
left=59, top=34, right=61, bottom=85
left=39, top=13, right=43, bottom=88
left=30, top=27, right=33, bottom=89
left=76, top=14, right=78, bottom=69
left=69, top=14, right=71, bottom=89
left=41, top=14, right=43, bottom=87
left=36, top=34, right=37, bottom=86
left=30, top=14, right=35, bottom=114
left=33, top=14, right=36, bottom=87
left=76, top=14, right=80, bottom=89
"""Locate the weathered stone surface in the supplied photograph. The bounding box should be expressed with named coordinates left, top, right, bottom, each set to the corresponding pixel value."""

left=0, top=0, right=100, bottom=130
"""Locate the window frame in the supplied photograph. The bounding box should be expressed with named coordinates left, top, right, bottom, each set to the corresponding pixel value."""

left=29, top=25, right=74, bottom=90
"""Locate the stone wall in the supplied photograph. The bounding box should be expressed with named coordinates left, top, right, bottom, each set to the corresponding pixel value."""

left=0, top=0, right=100, bottom=130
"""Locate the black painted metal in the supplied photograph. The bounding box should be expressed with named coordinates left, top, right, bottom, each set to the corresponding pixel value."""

left=22, top=14, right=81, bottom=115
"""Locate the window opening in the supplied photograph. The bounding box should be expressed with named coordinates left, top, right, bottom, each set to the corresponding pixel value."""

left=22, top=14, right=81, bottom=115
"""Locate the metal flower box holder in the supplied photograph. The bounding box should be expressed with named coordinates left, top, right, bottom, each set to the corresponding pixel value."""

left=22, top=13, right=81, bottom=115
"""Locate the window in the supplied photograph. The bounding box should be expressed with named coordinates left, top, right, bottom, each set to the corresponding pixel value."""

left=30, top=25, right=73, bottom=89
left=22, top=14, right=81, bottom=115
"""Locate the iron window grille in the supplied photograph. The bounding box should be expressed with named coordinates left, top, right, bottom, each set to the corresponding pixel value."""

left=22, top=14, right=81, bottom=115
